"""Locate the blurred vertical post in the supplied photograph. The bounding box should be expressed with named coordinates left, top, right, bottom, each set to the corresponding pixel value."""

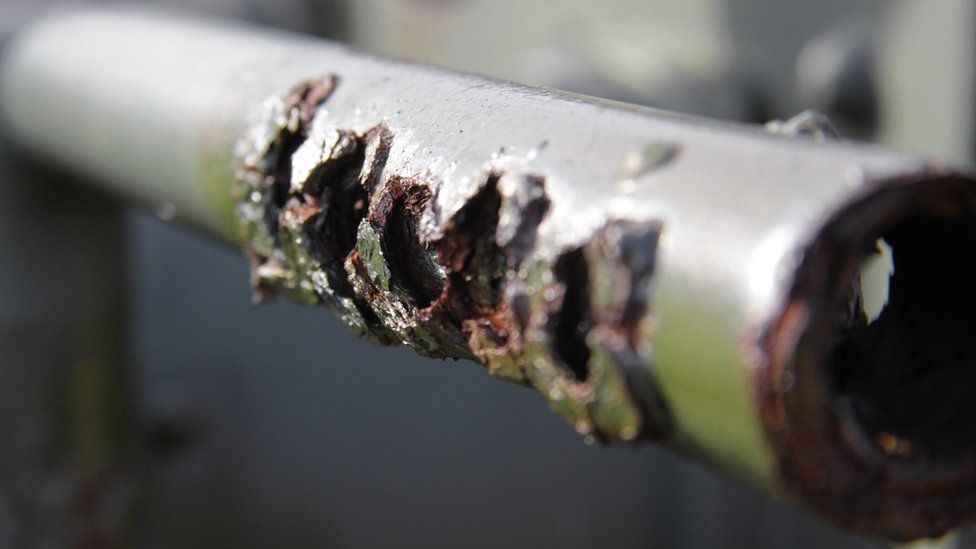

left=0, top=3, right=132, bottom=531
left=0, top=145, right=132, bottom=547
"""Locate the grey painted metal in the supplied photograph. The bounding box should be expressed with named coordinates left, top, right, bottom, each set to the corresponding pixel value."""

left=0, top=8, right=973, bottom=541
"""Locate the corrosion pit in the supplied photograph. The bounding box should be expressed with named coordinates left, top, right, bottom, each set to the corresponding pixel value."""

left=304, top=140, right=368, bottom=295
left=549, top=247, right=593, bottom=382
left=378, top=181, right=445, bottom=308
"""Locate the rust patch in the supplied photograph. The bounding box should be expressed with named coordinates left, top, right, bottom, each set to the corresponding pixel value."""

left=234, top=75, right=673, bottom=444
left=514, top=221, right=672, bottom=442
left=759, top=172, right=976, bottom=540
left=263, top=76, right=338, bottom=250
left=375, top=178, right=444, bottom=308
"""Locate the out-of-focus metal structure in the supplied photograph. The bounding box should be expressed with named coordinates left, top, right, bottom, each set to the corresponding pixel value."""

left=0, top=107, right=131, bottom=549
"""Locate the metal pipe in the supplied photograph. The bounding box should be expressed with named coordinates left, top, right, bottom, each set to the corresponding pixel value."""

left=2, top=8, right=976, bottom=541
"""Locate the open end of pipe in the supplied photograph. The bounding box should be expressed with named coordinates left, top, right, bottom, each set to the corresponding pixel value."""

left=766, top=172, right=976, bottom=539
left=833, top=217, right=976, bottom=457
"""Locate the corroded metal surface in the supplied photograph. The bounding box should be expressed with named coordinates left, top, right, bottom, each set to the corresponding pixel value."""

left=234, top=75, right=670, bottom=443
left=4, top=9, right=976, bottom=541
left=761, top=172, right=976, bottom=539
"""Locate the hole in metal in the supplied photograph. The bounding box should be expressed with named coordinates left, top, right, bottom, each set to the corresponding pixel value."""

left=304, top=145, right=369, bottom=299
left=549, top=248, right=593, bottom=382
left=381, top=183, right=444, bottom=308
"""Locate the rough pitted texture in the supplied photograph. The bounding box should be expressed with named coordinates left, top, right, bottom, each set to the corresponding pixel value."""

left=233, top=76, right=672, bottom=443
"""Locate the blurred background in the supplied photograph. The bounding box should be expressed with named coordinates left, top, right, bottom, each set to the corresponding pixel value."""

left=0, top=0, right=973, bottom=547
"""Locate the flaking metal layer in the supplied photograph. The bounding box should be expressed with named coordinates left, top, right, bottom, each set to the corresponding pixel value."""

left=234, top=76, right=673, bottom=443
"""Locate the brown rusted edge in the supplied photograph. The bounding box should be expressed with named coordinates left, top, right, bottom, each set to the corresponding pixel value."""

left=759, top=170, right=976, bottom=540
left=233, top=75, right=674, bottom=444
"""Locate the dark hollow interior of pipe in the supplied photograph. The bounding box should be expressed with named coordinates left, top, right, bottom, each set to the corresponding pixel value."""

left=831, top=214, right=976, bottom=457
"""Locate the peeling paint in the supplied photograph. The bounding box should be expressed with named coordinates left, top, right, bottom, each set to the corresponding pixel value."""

left=232, top=76, right=673, bottom=443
